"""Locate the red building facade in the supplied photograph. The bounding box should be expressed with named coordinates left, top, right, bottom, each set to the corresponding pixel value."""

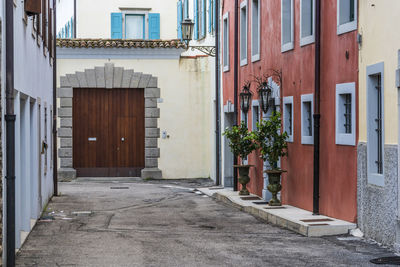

left=222, top=0, right=358, bottom=222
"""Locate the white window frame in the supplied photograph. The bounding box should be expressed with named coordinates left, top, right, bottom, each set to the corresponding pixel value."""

left=337, top=0, right=357, bottom=35
left=252, top=100, right=260, bottom=131
left=283, top=96, right=294, bottom=142
left=223, top=12, right=230, bottom=72
left=251, top=0, right=260, bottom=62
left=367, top=62, right=385, bottom=187
left=241, top=110, right=248, bottom=127
left=300, top=0, right=315, bottom=47
left=301, top=94, right=314, bottom=145
left=335, top=82, right=356, bottom=146
left=121, top=9, right=150, bottom=40
left=240, top=0, right=248, bottom=66
left=281, top=0, right=294, bottom=53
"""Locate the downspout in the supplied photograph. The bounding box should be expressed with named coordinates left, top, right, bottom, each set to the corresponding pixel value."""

left=313, top=0, right=321, bottom=215
left=233, top=0, right=239, bottom=191
left=215, top=0, right=221, bottom=186
left=73, top=0, right=77, bottom=38
left=5, top=0, right=16, bottom=265
left=53, top=0, right=58, bottom=196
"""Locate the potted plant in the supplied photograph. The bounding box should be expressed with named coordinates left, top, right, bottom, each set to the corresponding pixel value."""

left=253, top=111, right=288, bottom=206
left=223, top=122, right=257, bottom=195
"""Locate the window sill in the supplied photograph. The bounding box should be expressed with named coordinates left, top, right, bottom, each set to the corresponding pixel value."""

left=251, top=54, right=260, bottom=63
left=240, top=58, right=248, bottom=67
left=335, top=133, right=355, bottom=146
left=223, top=65, right=230, bottom=72
left=367, top=173, right=385, bottom=187
left=281, top=42, right=294, bottom=53
left=286, top=135, right=293, bottom=143
left=301, top=136, right=313, bottom=145
left=337, top=21, right=357, bottom=35
left=300, top=36, right=315, bottom=47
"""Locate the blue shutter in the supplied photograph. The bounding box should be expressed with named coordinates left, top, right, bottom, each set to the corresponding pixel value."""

left=208, top=0, right=212, bottom=33
left=111, top=13, right=123, bottom=39
left=213, top=0, right=216, bottom=32
left=149, top=13, right=161, bottom=40
left=71, top=17, right=74, bottom=37
left=202, top=0, right=206, bottom=37
left=194, top=0, right=198, bottom=39
left=177, top=1, right=183, bottom=39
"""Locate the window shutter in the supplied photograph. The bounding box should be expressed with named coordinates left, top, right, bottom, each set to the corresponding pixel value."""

left=25, top=0, right=41, bottom=16
left=184, top=0, right=189, bottom=18
left=202, top=0, right=206, bottom=37
left=208, top=0, right=212, bottom=33
left=177, top=1, right=183, bottom=39
left=194, top=0, right=198, bottom=39
left=71, top=17, right=74, bottom=38
left=111, top=13, right=123, bottom=39
left=149, top=13, right=161, bottom=40
left=212, top=0, right=216, bottom=31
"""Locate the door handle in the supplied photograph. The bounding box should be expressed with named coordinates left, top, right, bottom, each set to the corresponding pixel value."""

left=117, top=147, right=120, bottom=151
left=121, top=137, right=125, bottom=142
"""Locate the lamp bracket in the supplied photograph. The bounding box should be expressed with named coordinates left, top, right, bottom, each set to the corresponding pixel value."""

left=189, top=46, right=216, bottom=57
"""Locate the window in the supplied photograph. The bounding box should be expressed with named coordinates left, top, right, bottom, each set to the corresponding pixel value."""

left=183, top=0, right=189, bottom=19
left=126, top=15, right=145, bottom=39
left=111, top=12, right=160, bottom=40
left=301, top=94, right=313, bottom=144
left=196, top=0, right=206, bottom=39
left=300, top=0, right=315, bottom=46
left=367, top=62, right=384, bottom=186
left=241, top=110, right=248, bottom=127
left=251, top=0, right=260, bottom=61
left=337, top=0, right=357, bottom=35
left=223, top=13, right=230, bottom=72
left=281, top=0, right=294, bottom=52
left=252, top=100, right=260, bottom=131
left=283, top=96, right=294, bottom=142
left=240, top=1, right=248, bottom=66
left=335, top=83, right=356, bottom=146
left=209, top=0, right=215, bottom=34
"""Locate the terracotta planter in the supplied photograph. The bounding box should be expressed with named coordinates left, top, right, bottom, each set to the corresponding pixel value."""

left=265, top=170, right=286, bottom=206
left=234, top=165, right=253, bottom=195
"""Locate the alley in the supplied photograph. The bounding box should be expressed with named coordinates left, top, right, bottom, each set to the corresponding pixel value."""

left=16, top=179, right=394, bottom=267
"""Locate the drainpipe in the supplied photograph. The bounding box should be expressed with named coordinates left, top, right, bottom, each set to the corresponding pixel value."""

left=5, top=0, right=16, bottom=265
left=233, top=0, right=239, bottom=191
left=215, top=0, right=221, bottom=186
left=73, top=0, right=77, bottom=38
left=53, top=0, right=58, bottom=196
left=313, top=0, right=321, bottom=215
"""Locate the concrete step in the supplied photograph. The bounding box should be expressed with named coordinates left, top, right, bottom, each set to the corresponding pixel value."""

left=198, top=188, right=356, bottom=237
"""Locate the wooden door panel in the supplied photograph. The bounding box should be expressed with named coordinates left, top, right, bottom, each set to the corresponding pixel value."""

left=73, top=88, right=144, bottom=177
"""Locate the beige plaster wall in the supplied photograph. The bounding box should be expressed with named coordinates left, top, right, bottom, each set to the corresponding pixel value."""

left=358, top=0, right=400, bottom=144
left=76, top=0, right=177, bottom=39
left=57, top=57, right=214, bottom=179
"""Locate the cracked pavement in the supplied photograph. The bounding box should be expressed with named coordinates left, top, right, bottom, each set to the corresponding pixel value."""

left=16, top=178, right=395, bottom=266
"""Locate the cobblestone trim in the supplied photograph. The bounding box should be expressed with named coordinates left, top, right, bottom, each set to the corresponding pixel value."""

left=58, top=63, right=161, bottom=180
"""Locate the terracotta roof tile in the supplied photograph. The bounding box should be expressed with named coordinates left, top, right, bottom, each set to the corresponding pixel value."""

left=57, top=39, right=187, bottom=49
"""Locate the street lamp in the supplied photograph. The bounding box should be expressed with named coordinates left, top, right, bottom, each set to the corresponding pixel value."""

left=180, top=18, right=216, bottom=57
left=240, top=83, right=252, bottom=114
left=258, top=82, right=272, bottom=114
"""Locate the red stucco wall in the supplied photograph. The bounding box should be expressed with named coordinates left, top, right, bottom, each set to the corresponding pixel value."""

left=222, top=0, right=358, bottom=222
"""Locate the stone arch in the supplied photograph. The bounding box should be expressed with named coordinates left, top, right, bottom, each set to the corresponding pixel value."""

left=57, top=63, right=161, bottom=180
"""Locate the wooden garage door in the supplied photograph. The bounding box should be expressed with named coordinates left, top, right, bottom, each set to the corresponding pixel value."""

left=73, top=88, right=145, bottom=177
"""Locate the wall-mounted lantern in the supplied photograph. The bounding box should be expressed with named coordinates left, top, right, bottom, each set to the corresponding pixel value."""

left=25, top=0, right=42, bottom=16
left=240, top=83, right=252, bottom=114
left=180, top=18, right=216, bottom=57
left=258, top=82, right=272, bottom=114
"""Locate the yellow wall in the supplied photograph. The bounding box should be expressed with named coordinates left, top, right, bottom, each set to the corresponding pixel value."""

left=358, top=0, right=400, bottom=144
left=76, top=0, right=177, bottom=39
left=57, top=57, right=214, bottom=179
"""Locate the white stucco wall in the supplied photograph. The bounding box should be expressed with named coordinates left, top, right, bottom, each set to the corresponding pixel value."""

left=2, top=0, right=55, bottom=253
left=75, top=0, right=178, bottom=39
left=57, top=56, right=213, bottom=179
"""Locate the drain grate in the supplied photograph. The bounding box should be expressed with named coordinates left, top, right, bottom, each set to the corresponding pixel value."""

left=253, top=201, right=269, bottom=205
left=208, top=187, right=225, bottom=190
left=240, top=196, right=261, bottom=200
left=308, top=223, right=330, bottom=226
left=301, top=218, right=334, bottom=223
left=110, top=187, right=129, bottom=189
left=370, top=257, right=400, bottom=265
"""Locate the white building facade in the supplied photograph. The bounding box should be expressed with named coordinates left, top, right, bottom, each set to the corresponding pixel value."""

left=57, top=0, right=216, bottom=180
left=1, top=0, right=55, bottom=256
